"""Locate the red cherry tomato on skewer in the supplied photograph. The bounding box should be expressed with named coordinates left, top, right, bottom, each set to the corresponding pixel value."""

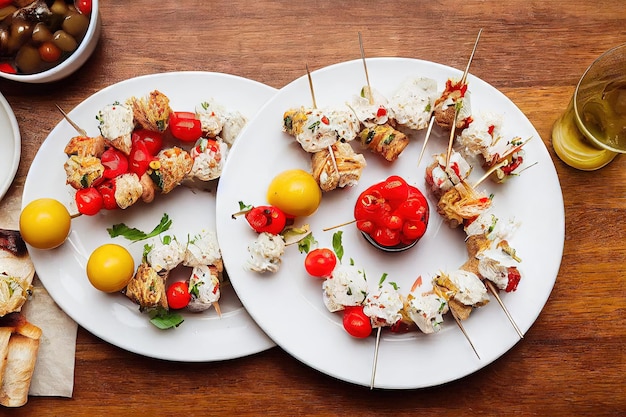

left=245, top=205, right=287, bottom=235
left=75, top=187, right=103, bottom=216
left=169, top=111, right=202, bottom=142
left=167, top=281, right=191, bottom=310
left=304, top=248, right=337, bottom=278
left=129, top=140, right=154, bottom=177
left=101, top=148, right=129, bottom=179
left=132, top=129, right=164, bottom=155
left=342, top=306, right=372, bottom=338
left=97, top=180, right=118, bottom=210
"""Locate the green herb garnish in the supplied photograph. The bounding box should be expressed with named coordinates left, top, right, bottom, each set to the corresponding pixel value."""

left=148, top=307, right=184, bottom=330
left=332, top=231, right=344, bottom=263
left=107, top=213, right=172, bottom=242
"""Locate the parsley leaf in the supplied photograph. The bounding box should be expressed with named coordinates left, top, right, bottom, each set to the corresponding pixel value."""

left=332, top=231, right=344, bottom=263
left=148, top=307, right=184, bottom=330
left=107, top=213, right=172, bottom=242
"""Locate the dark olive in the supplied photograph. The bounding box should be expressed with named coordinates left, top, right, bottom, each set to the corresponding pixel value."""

left=0, top=27, right=9, bottom=55
left=7, top=18, right=33, bottom=54
left=62, top=12, right=88, bottom=38
left=52, top=29, right=77, bottom=52
left=15, top=44, right=41, bottom=74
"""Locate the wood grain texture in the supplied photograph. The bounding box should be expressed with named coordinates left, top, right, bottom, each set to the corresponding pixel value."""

left=1, top=1, right=625, bottom=415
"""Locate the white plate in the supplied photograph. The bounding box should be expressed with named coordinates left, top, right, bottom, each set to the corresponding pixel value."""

left=0, top=92, right=20, bottom=201
left=216, top=58, right=565, bottom=388
left=23, top=72, right=277, bottom=361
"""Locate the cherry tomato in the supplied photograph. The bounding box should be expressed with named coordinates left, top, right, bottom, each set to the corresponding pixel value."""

left=75, top=187, right=103, bottom=216
left=38, top=42, right=62, bottom=63
left=304, top=248, right=337, bottom=278
left=342, top=306, right=372, bottom=338
left=129, top=140, right=154, bottom=177
left=97, top=180, right=118, bottom=210
left=169, top=111, right=202, bottom=142
left=167, top=281, right=191, bottom=310
left=132, top=129, right=163, bottom=155
left=75, top=0, right=92, bottom=15
left=245, top=205, right=287, bottom=235
left=101, top=148, right=129, bottom=179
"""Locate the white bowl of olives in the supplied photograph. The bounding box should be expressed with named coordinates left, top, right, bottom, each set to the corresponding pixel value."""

left=0, top=0, right=100, bottom=83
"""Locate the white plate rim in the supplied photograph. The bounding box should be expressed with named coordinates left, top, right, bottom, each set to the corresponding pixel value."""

left=0, top=91, right=21, bottom=201
left=22, top=71, right=278, bottom=361
left=215, top=57, right=565, bottom=388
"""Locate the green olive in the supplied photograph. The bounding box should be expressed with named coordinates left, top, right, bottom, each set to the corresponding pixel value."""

left=62, top=13, right=89, bottom=39
left=50, top=0, right=68, bottom=15
left=32, top=22, right=53, bottom=43
left=52, top=30, right=77, bottom=52
left=15, top=44, right=41, bottom=74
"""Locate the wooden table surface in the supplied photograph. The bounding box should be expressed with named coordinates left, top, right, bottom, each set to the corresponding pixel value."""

left=2, top=1, right=625, bottom=415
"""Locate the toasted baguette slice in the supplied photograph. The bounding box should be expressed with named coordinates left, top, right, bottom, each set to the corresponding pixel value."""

left=0, top=314, right=42, bottom=407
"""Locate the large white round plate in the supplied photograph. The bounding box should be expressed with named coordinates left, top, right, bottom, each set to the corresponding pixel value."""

left=23, top=72, right=277, bottom=361
left=0, top=91, right=20, bottom=201
left=216, top=58, right=565, bottom=388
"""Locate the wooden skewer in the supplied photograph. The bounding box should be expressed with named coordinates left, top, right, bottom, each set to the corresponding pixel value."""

left=445, top=28, right=483, bottom=167
left=472, top=159, right=509, bottom=188
left=56, top=104, right=87, bottom=137
left=305, top=64, right=318, bottom=109
left=451, top=309, right=481, bottom=359
left=416, top=115, right=436, bottom=168
left=370, top=326, right=382, bottom=390
left=484, top=280, right=523, bottom=339
left=212, top=301, right=222, bottom=318
left=358, top=32, right=374, bottom=105
left=306, top=64, right=339, bottom=176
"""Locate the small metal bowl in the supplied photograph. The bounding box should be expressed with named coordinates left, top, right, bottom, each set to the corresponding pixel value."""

left=361, top=231, right=418, bottom=253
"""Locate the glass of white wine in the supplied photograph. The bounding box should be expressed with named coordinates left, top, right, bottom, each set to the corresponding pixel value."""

left=552, top=43, right=626, bottom=170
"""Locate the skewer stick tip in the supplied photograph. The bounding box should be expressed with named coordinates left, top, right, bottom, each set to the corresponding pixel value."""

left=485, top=281, right=524, bottom=339
left=370, top=326, right=382, bottom=390
left=56, top=104, right=88, bottom=137
left=451, top=310, right=480, bottom=359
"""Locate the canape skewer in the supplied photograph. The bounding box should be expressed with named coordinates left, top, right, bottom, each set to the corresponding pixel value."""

left=56, top=104, right=87, bottom=137
left=468, top=164, right=525, bottom=339
left=445, top=28, right=483, bottom=167
left=357, top=36, right=384, bottom=388
left=306, top=64, right=339, bottom=175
